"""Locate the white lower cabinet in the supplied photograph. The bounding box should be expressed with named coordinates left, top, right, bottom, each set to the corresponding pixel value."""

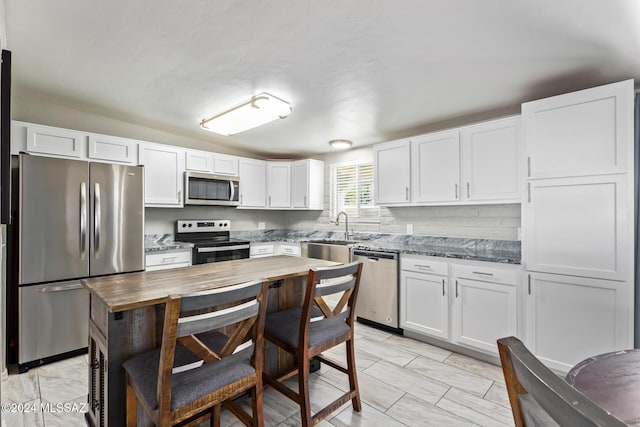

left=400, top=268, right=449, bottom=339
left=400, top=254, right=520, bottom=357
left=525, top=272, right=631, bottom=372
left=451, top=274, right=517, bottom=355
left=145, top=249, right=192, bottom=271
left=250, top=242, right=301, bottom=258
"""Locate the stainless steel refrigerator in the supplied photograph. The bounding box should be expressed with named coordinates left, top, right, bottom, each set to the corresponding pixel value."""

left=17, top=153, right=144, bottom=367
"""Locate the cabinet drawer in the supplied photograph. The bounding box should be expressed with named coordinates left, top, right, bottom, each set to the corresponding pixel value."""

left=401, top=255, right=448, bottom=276
left=279, top=244, right=301, bottom=256
left=451, top=264, right=517, bottom=285
left=250, top=244, right=275, bottom=257
left=145, top=250, right=192, bottom=268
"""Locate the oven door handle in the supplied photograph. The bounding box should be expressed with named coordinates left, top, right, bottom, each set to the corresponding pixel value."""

left=197, top=244, right=250, bottom=253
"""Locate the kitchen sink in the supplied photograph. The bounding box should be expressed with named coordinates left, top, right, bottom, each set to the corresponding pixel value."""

left=301, top=241, right=353, bottom=263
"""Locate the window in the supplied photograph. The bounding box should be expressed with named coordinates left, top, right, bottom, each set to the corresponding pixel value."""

left=330, top=161, right=380, bottom=222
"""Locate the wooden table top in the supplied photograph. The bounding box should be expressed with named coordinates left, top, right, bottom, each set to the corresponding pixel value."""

left=83, top=256, right=339, bottom=313
left=566, top=349, right=640, bottom=426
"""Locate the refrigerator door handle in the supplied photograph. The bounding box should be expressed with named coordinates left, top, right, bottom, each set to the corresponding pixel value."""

left=94, top=182, right=101, bottom=257
left=80, top=182, right=87, bottom=258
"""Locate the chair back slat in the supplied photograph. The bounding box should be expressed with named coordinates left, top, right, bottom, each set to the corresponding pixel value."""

left=314, top=277, right=356, bottom=298
left=176, top=299, right=259, bottom=337
left=179, top=280, right=264, bottom=312
left=497, top=336, right=627, bottom=427
left=314, top=262, right=361, bottom=281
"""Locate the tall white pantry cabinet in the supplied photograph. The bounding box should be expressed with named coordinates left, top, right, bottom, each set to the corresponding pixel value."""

left=522, top=79, right=635, bottom=372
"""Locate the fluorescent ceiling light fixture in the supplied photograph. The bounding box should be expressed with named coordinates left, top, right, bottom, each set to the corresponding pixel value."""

left=200, top=92, right=292, bottom=136
left=328, top=139, right=353, bottom=149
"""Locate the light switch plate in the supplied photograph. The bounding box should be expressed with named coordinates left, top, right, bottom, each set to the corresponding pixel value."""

left=406, top=224, right=413, bottom=235
left=258, top=222, right=266, bottom=230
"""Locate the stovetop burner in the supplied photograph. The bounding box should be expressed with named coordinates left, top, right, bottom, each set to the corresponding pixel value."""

left=175, top=219, right=250, bottom=247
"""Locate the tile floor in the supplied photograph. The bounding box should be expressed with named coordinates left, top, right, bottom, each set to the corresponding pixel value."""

left=1, top=323, right=515, bottom=426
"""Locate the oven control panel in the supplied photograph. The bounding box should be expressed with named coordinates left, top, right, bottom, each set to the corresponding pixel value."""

left=176, top=220, right=230, bottom=232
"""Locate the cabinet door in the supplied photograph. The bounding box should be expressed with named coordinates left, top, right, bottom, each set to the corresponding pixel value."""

left=277, top=243, right=301, bottom=257
left=374, top=139, right=411, bottom=204
left=213, top=154, right=239, bottom=176
left=267, top=162, right=291, bottom=208
left=292, top=160, right=310, bottom=208
left=250, top=243, right=275, bottom=258
left=238, top=158, right=266, bottom=208
left=525, top=272, right=632, bottom=372
left=139, top=143, right=184, bottom=207
left=451, top=278, right=516, bottom=355
left=460, top=117, right=521, bottom=202
left=523, top=174, right=627, bottom=281
left=185, top=149, right=213, bottom=173
left=522, top=79, right=633, bottom=179
left=411, top=130, right=460, bottom=203
left=26, top=124, right=84, bottom=158
left=400, top=271, right=449, bottom=339
left=88, top=134, right=136, bottom=164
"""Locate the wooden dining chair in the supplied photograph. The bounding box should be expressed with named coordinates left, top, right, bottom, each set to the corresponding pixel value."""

left=497, top=336, right=627, bottom=427
left=123, top=280, right=269, bottom=427
left=262, top=261, right=363, bottom=427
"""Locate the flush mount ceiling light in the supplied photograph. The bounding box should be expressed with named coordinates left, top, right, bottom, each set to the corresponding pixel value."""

left=328, top=139, right=353, bottom=149
left=200, top=92, right=292, bottom=136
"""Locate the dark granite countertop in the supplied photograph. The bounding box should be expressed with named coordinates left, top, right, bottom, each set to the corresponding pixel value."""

left=145, top=234, right=194, bottom=253
left=231, top=229, right=521, bottom=264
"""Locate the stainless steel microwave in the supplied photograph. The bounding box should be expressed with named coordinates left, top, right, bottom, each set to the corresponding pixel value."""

left=184, top=171, right=240, bottom=206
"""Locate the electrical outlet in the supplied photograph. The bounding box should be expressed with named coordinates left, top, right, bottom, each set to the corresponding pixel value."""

left=258, top=222, right=266, bottom=230
left=406, top=224, right=413, bottom=235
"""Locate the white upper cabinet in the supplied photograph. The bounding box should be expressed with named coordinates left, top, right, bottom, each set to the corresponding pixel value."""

left=26, top=124, right=84, bottom=158
left=374, top=116, right=522, bottom=206
left=88, top=134, right=137, bottom=164
left=374, top=139, right=411, bottom=204
left=185, top=149, right=214, bottom=173
left=460, top=117, right=521, bottom=202
left=213, top=154, right=239, bottom=176
left=238, top=158, right=266, bottom=208
left=138, top=143, right=185, bottom=207
left=411, top=130, right=460, bottom=203
left=523, top=174, right=627, bottom=281
left=266, top=161, right=292, bottom=208
left=522, top=79, right=634, bottom=179
left=291, top=159, right=324, bottom=209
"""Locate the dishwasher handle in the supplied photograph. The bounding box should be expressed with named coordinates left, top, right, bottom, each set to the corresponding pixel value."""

left=353, top=250, right=397, bottom=261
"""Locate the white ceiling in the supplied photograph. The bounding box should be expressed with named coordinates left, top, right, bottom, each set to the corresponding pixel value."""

left=4, top=0, right=640, bottom=157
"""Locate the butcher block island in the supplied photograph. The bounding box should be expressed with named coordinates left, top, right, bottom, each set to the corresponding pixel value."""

left=83, top=256, right=339, bottom=427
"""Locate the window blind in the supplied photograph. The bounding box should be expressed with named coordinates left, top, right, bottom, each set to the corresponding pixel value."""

left=330, top=162, right=379, bottom=221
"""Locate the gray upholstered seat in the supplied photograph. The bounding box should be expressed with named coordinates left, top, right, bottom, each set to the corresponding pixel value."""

left=123, top=332, right=254, bottom=411
left=265, top=307, right=349, bottom=349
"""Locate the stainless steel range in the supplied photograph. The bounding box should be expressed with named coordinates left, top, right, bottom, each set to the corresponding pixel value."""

left=175, top=220, right=250, bottom=264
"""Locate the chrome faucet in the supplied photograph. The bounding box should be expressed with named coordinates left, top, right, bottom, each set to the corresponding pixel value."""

left=334, top=211, right=351, bottom=241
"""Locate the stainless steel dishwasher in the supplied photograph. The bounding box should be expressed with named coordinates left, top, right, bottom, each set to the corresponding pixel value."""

left=352, top=249, right=401, bottom=333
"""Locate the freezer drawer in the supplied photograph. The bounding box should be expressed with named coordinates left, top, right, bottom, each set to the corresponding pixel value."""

left=19, top=281, right=89, bottom=364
